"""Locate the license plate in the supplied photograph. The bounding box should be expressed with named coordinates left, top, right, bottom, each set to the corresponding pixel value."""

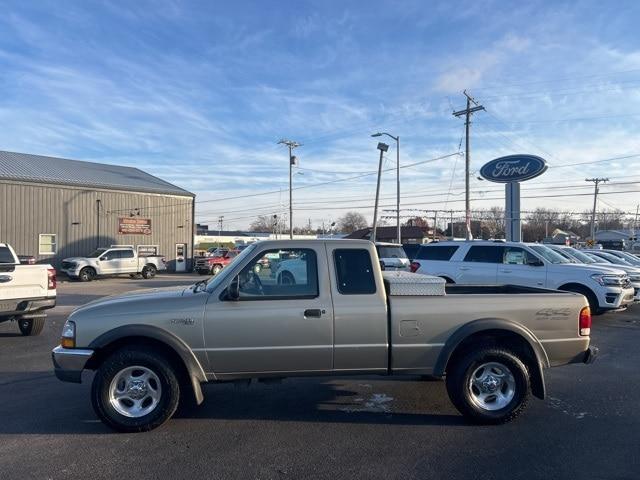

left=0, top=301, right=17, bottom=313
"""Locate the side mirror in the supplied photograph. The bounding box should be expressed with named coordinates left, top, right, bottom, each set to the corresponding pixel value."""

left=527, top=258, right=544, bottom=267
left=379, top=260, right=386, bottom=271
left=226, top=276, right=240, bottom=301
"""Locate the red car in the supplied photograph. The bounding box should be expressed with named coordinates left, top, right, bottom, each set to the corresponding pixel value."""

left=195, top=249, right=239, bottom=275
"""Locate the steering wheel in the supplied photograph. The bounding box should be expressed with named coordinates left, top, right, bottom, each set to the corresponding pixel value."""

left=250, top=271, right=265, bottom=295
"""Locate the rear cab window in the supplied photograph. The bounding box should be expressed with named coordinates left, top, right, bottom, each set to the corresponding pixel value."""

left=376, top=246, right=407, bottom=259
left=416, top=245, right=459, bottom=261
left=334, top=249, right=376, bottom=294
left=0, top=246, right=16, bottom=264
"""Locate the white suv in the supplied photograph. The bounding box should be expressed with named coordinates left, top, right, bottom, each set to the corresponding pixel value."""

left=411, top=241, right=635, bottom=314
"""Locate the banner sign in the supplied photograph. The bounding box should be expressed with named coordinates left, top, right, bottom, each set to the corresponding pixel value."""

left=118, top=217, right=152, bottom=235
left=480, top=154, right=547, bottom=183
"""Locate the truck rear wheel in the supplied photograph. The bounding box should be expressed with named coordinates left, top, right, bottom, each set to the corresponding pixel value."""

left=142, top=265, right=157, bottom=279
left=91, top=347, right=180, bottom=432
left=212, top=264, right=223, bottom=275
left=18, top=317, right=46, bottom=336
left=446, top=347, right=530, bottom=424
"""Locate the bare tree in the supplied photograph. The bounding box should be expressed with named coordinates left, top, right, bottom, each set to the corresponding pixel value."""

left=249, top=215, right=287, bottom=233
left=336, top=211, right=368, bottom=233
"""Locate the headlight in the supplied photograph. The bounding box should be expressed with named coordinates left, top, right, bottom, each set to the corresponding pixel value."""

left=61, top=320, right=76, bottom=348
left=591, top=273, right=627, bottom=286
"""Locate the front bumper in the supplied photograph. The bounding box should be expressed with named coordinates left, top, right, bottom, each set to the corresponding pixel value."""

left=60, top=268, right=80, bottom=278
left=51, top=345, right=94, bottom=383
left=598, top=286, right=635, bottom=309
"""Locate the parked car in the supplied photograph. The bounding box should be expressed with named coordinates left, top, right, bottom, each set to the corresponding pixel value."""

left=0, top=243, right=56, bottom=336
left=17, top=254, right=36, bottom=265
left=375, top=242, right=411, bottom=271
left=599, top=249, right=640, bottom=267
left=61, top=247, right=166, bottom=281
left=52, top=239, right=597, bottom=432
left=194, top=249, right=239, bottom=275
left=411, top=241, right=635, bottom=314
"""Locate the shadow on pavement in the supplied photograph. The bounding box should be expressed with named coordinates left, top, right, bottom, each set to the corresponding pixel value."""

left=0, top=372, right=463, bottom=434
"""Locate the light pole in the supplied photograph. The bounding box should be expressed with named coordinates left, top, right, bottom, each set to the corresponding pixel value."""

left=278, top=139, right=301, bottom=239
left=372, top=132, right=400, bottom=243
left=372, top=142, right=389, bottom=242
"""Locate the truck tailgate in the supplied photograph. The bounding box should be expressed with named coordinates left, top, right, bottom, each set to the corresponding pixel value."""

left=0, top=265, right=51, bottom=305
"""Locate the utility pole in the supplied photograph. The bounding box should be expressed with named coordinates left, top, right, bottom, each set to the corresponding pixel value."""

left=278, top=139, right=301, bottom=239
left=586, top=178, right=609, bottom=241
left=633, top=204, right=639, bottom=241
left=433, top=210, right=438, bottom=241
left=217, top=216, right=224, bottom=245
left=372, top=142, right=389, bottom=242
left=453, top=91, right=484, bottom=240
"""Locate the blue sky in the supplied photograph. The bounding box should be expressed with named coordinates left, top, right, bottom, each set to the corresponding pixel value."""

left=1, top=0, right=640, bottom=229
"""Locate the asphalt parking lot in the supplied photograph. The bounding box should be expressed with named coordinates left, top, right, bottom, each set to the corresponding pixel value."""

left=1, top=274, right=639, bottom=480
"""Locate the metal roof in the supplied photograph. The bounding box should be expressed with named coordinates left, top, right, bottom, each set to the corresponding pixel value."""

left=0, top=150, right=194, bottom=197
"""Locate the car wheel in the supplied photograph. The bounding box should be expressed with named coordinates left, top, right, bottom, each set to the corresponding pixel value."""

left=212, top=265, right=223, bottom=275
left=18, top=317, right=45, bottom=336
left=79, top=267, right=95, bottom=282
left=560, top=285, right=602, bottom=315
left=91, top=347, right=180, bottom=432
left=278, top=271, right=296, bottom=285
left=142, top=265, right=157, bottom=279
left=446, top=347, right=530, bottom=424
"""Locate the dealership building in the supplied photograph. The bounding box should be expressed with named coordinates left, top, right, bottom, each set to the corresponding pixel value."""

left=0, top=150, right=195, bottom=271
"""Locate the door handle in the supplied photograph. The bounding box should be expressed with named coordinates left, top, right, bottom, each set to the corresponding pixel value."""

left=501, top=269, right=512, bottom=273
left=459, top=267, right=470, bottom=271
left=304, top=309, right=323, bottom=318
left=0, top=275, right=12, bottom=283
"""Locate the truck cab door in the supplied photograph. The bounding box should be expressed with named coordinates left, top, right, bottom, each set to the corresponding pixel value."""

left=497, top=246, right=547, bottom=287
left=203, top=246, right=334, bottom=377
left=119, top=249, right=137, bottom=273
left=98, top=250, right=119, bottom=274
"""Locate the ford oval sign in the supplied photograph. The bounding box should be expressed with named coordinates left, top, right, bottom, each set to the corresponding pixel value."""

left=480, top=154, right=547, bottom=183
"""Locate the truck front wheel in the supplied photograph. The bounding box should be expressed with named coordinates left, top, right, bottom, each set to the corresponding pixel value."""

left=18, top=317, right=46, bottom=336
left=91, top=347, right=180, bottom=432
left=79, top=267, right=95, bottom=282
left=445, top=347, right=530, bottom=424
left=142, top=265, right=157, bottom=279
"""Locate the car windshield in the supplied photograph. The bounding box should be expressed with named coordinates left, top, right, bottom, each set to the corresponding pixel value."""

left=205, top=243, right=258, bottom=291
left=549, top=247, right=578, bottom=263
left=87, top=248, right=107, bottom=258
left=529, top=245, right=570, bottom=264
left=616, top=251, right=640, bottom=265
left=565, top=248, right=597, bottom=264
left=591, top=252, right=631, bottom=265
left=584, top=252, right=606, bottom=262
left=377, top=246, right=407, bottom=259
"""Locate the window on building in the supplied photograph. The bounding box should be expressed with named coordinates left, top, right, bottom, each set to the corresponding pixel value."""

left=38, top=234, right=57, bottom=255
left=333, top=249, right=376, bottom=295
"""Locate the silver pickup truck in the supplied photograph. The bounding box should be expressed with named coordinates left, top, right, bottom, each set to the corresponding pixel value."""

left=52, top=239, right=597, bottom=432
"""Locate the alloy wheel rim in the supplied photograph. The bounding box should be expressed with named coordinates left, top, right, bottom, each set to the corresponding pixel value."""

left=108, top=366, right=162, bottom=418
left=468, top=361, right=516, bottom=411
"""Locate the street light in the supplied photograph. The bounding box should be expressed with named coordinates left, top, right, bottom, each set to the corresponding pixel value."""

left=372, top=142, right=389, bottom=242
left=372, top=132, right=400, bottom=243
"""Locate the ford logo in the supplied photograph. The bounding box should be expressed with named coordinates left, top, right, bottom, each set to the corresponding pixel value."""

left=480, top=154, right=548, bottom=183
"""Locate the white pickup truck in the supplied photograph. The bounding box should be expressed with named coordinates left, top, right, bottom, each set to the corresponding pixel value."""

left=0, top=243, right=56, bottom=336
left=61, top=247, right=166, bottom=282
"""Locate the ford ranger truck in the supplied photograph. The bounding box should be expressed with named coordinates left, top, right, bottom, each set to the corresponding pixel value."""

left=52, top=239, right=597, bottom=432
left=0, top=243, right=56, bottom=335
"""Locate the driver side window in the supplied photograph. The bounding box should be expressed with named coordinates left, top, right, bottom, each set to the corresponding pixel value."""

left=238, top=248, right=319, bottom=300
left=503, top=247, right=537, bottom=265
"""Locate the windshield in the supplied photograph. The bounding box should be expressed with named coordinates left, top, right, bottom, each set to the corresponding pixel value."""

left=87, top=248, right=107, bottom=258
left=584, top=252, right=606, bottom=263
left=565, top=248, right=596, bottom=264
left=549, top=247, right=578, bottom=263
left=591, top=252, right=631, bottom=265
left=205, top=243, right=258, bottom=291
left=377, top=246, right=407, bottom=259
left=529, top=245, right=570, bottom=264
left=617, top=251, right=640, bottom=265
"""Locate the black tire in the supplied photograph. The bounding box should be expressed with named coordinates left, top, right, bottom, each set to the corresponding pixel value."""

left=18, top=317, right=45, bottom=336
left=91, top=347, right=180, bottom=432
left=560, top=285, right=602, bottom=315
left=142, top=265, right=157, bottom=279
left=212, top=264, right=223, bottom=275
left=278, top=271, right=296, bottom=285
left=446, top=347, right=530, bottom=425
left=79, top=267, right=95, bottom=282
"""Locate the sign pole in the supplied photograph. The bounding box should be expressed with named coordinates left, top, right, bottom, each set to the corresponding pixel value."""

left=505, top=182, right=521, bottom=242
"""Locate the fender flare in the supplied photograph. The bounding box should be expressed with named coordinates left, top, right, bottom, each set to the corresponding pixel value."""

left=89, top=324, right=207, bottom=404
left=433, top=318, right=550, bottom=399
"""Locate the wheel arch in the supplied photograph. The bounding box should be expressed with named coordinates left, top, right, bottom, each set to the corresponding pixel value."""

left=86, top=325, right=206, bottom=405
left=434, top=318, right=549, bottom=400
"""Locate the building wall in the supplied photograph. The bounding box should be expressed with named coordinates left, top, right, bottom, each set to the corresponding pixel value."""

left=0, top=180, right=194, bottom=270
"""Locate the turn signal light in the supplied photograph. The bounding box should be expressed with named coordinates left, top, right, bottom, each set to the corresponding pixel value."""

left=579, top=306, right=591, bottom=336
left=410, top=261, right=421, bottom=273
left=47, top=268, right=57, bottom=290
left=61, top=337, right=75, bottom=348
